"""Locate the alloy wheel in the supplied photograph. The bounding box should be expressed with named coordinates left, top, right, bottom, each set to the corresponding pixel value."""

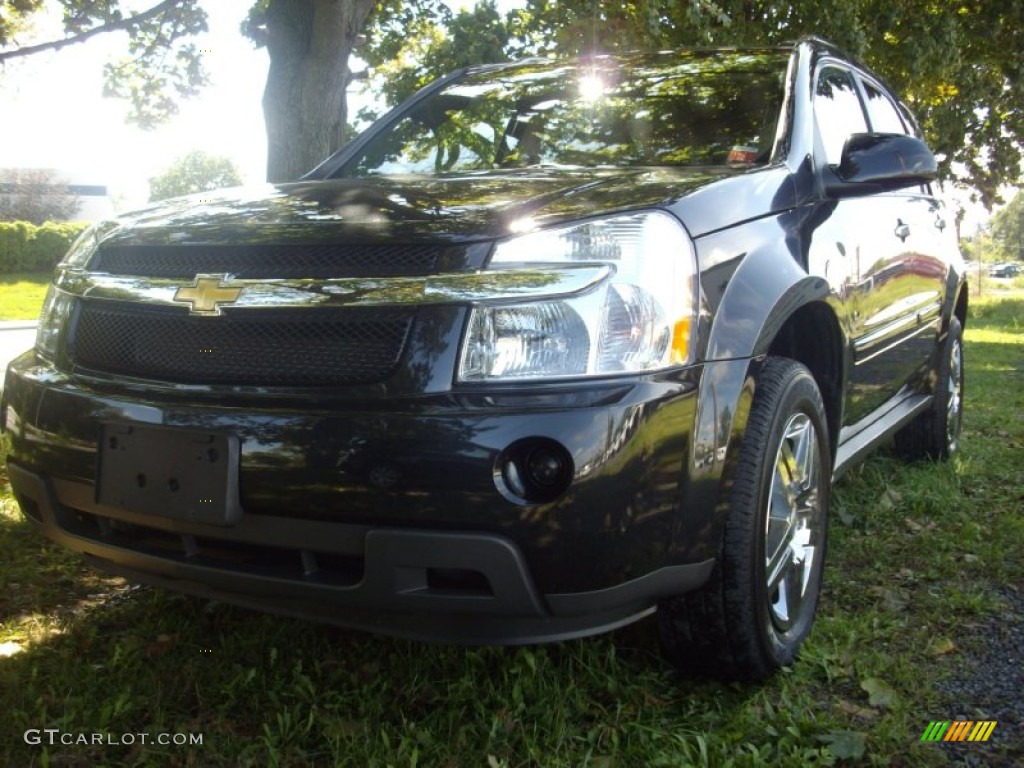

left=764, top=412, right=823, bottom=632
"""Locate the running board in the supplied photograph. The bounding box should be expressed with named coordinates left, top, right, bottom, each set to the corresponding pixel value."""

left=833, top=392, right=933, bottom=480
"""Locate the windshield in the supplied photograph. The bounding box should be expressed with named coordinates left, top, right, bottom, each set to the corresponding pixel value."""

left=341, top=50, right=790, bottom=177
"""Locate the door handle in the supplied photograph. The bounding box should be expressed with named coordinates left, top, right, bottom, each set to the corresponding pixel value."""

left=894, top=221, right=910, bottom=242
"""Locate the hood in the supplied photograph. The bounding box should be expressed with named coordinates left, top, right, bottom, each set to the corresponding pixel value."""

left=98, top=168, right=739, bottom=249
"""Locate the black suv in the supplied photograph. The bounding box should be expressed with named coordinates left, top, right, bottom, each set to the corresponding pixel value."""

left=2, top=38, right=967, bottom=679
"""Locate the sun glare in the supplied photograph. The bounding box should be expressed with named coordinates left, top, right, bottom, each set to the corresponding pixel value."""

left=578, top=73, right=606, bottom=102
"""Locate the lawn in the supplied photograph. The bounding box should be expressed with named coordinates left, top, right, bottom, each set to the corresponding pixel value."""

left=0, top=272, right=50, bottom=321
left=0, top=294, right=1021, bottom=767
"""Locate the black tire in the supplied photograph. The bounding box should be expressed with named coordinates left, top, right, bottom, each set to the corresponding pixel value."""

left=895, top=316, right=964, bottom=461
left=659, top=358, right=831, bottom=680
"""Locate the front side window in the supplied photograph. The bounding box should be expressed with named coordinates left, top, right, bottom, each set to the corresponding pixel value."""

left=342, top=52, right=789, bottom=177
left=862, top=81, right=908, bottom=134
left=815, top=66, right=868, bottom=166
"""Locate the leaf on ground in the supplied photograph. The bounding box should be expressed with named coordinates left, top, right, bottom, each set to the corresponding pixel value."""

left=929, top=637, right=956, bottom=656
left=818, top=730, right=867, bottom=759
left=642, top=691, right=668, bottom=707
left=837, top=699, right=878, bottom=720
left=878, top=489, right=902, bottom=512
left=869, top=586, right=910, bottom=611
left=903, top=517, right=937, bottom=533
left=144, top=633, right=178, bottom=658
left=860, top=677, right=897, bottom=709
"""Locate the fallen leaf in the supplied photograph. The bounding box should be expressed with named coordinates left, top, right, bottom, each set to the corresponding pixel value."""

left=837, top=699, right=879, bottom=720
left=144, top=633, right=178, bottom=658
left=860, top=677, right=898, bottom=709
left=904, top=517, right=937, bottom=533
left=929, top=637, right=956, bottom=656
left=879, top=489, right=902, bottom=512
left=869, top=586, right=910, bottom=611
left=818, top=730, right=867, bottom=760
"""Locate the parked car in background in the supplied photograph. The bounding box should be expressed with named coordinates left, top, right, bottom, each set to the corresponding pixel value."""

left=2, top=38, right=967, bottom=680
left=988, top=262, right=1021, bottom=278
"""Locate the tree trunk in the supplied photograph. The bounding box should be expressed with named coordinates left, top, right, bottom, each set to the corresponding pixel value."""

left=263, top=0, right=375, bottom=183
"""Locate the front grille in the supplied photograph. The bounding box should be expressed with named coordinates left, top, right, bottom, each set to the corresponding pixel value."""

left=90, top=243, right=442, bottom=278
left=70, top=301, right=414, bottom=386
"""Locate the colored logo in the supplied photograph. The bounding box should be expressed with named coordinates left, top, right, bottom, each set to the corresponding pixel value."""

left=921, top=721, right=997, bottom=742
left=173, top=275, right=242, bottom=316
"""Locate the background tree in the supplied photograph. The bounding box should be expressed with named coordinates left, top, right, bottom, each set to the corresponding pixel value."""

left=1, top=0, right=505, bottom=184
left=244, top=0, right=378, bottom=182
left=359, top=0, right=508, bottom=112
left=988, top=192, right=1024, bottom=263
left=148, top=150, right=243, bottom=201
left=0, top=0, right=208, bottom=128
left=0, top=168, right=81, bottom=223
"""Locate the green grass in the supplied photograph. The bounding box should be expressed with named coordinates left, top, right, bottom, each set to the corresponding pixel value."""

left=0, top=272, right=50, bottom=321
left=1, top=294, right=1022, bottom=767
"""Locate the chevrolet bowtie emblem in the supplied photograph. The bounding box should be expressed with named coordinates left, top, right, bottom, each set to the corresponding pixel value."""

left=173, top=275, right=243, bottom=316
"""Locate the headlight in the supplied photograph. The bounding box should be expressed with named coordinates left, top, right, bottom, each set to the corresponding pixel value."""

left=61, top=220, right=111, bottom=268
left=34, top=221, right=112, bottom=360
left=35, top=286, right=75, bottom=361
left=458, top=211, right=697, bottom=382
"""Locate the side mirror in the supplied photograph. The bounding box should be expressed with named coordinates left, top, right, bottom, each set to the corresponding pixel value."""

left=825, top=133, right=938, bottom=197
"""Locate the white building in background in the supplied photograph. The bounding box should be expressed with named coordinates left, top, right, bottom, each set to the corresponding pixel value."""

left=66, top=177, right=116, bottom=221
left=0, top=167, right=116, bottom=222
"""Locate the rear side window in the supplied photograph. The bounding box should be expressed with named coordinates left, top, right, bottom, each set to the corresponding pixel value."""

left=814, top=66, right=867, bottom=166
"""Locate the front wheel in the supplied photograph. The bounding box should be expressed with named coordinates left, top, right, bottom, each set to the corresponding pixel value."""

left=660, top=358, right=831, bottom=680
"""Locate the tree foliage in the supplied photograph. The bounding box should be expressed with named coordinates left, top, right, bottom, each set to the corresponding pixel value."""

left=148, top=150, right=242, bottom=201
left=0, top=168, right=81, bottom=223
left=359, top=0, right=508, bottom=113
left=508, top=0, right=1024, bottom=207
left=0, top=0, right=208, bottom=128
left=3, top=1, right=1022, bottom=202
left=0, top=0, right=44, bottom=45
left=989, top=192, right=1024, bottom=262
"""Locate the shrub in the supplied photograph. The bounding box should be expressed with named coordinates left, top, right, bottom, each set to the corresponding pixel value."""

left=0, top=220, right=89, bottom=273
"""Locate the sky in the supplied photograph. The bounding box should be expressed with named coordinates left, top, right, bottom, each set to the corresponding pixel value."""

left=1, top=1, right=271, bottom=209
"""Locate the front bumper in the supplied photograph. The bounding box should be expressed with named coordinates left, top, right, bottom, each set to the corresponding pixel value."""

left=2, top=350, right=730, bottom=643
left=7, top=463, right=712, bottom=643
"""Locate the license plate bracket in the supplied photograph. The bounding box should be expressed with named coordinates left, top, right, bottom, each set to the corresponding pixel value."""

left=97, top=423, right=242, bottom=526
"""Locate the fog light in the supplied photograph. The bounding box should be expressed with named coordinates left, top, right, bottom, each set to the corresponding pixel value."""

left=495, top=438, right=574, bottom=505
left=526, top=447, right=566, bottom=487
